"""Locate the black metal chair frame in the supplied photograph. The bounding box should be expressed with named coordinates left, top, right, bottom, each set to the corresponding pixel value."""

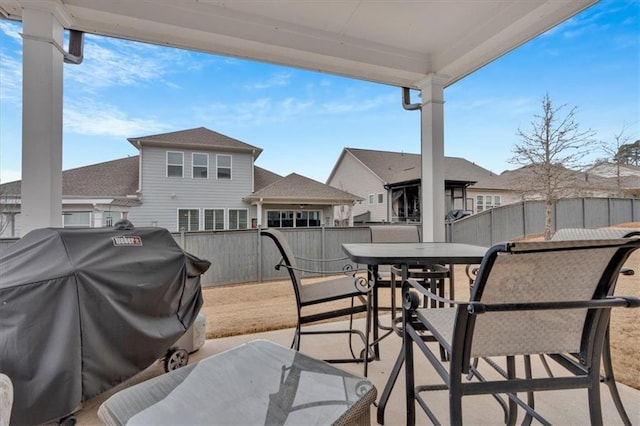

left=546, top=228, right=639, bottom=425
left=369, top=225, right=451, bottom=334
left=403, top=238, right=640, bottom=426
left=261, top=228, right=375, bottom=376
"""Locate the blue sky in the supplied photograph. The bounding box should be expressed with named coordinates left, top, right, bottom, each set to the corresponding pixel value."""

left=0, top=0, right=638, bottom=185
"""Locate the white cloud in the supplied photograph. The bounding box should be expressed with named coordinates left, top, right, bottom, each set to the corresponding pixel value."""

left=244, top=72, right=291, bottom=89
left=321, top=94, right=395, bottom=114
left=64, top=98, right=170, bottom=138
left=0, top=51, right=22, bottom=104
left=0, top=21, right=21, bottom=42
left=65, top=35, right=183, bottom=89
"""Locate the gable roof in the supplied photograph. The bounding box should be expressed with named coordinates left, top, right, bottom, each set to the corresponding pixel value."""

left=254, top=166, right=282, bottom=192
left=128, top=127, right=263, bottom=158
left=245, top=173, right=362, bottom=204
left=328, top=147, right=494, bottom=185
left=0, top=156, right=140, bottom=199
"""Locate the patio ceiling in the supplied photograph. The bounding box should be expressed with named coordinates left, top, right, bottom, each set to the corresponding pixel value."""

left=0, top=0, right=597, bottom=89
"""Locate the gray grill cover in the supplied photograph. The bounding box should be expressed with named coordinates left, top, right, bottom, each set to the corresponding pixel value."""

left=0, top=226, right=209, bottom=425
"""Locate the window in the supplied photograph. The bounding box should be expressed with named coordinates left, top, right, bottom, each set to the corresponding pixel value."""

left=217, top=154, right=232, bottom=179
left=369, top=193, right=384, bottom=204
left=476, top=195, right=500, bottom=213
left=178, top=209, right=199, bottom=231
left=63, top=211, right=91, bottom=227
left=167, top=152, right=184, bottom=177
left=103, top=211, right=123, bottom=227
left=267, top=210, right=322, bottom=227
left=204, top=209, right=224, bottom=230
left=229, top=209, right=248, bottom=229
left=193, top=153, right=208, bottom=178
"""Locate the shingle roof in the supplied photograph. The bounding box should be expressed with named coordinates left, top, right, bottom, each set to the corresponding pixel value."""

left=472, top=164, right=640, bottom=192
left=245, top=173, right=362, bottom=203
left=254, top=166, right=282, bottom=192
left=342, top=148, right=494, bottom=185
left=0, top=156, right=140, bottom=198
left=128, top=127, right=263, bottom=157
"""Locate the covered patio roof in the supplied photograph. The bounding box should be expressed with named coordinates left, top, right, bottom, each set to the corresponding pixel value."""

left=0, top=0, right=598, bottom=239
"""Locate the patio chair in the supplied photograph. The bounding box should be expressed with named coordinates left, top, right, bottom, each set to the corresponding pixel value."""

left=369, top=225, right=450, bottom=331
left=549, top=227, right=639, bottom=425
left=261, top=228, right=374, bottom=375
left=402, top=238, right=640, bottom=425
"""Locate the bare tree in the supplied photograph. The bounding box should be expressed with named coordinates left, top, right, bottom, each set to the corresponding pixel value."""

left=509, top=93, right=596, bottom=240
left=597, top=123, right=633, bottom=194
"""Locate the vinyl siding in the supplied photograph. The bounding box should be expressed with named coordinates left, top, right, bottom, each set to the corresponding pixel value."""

left=328, top=153, right=388, bottom=222
left=129, top=146, right=256, bottom=231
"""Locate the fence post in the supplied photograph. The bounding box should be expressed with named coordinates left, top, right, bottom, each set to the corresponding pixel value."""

left=257, top=227, right=262, bottom=283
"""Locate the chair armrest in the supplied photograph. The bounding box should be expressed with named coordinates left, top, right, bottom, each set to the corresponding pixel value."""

left=275, top=260, right=371, bottom=294
left=402, top=278, right=460, bottom=307
left=467, top=296, right=640, bottom=314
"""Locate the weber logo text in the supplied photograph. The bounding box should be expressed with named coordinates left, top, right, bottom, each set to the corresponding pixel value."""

left=112, top=236, right=143, bottom=246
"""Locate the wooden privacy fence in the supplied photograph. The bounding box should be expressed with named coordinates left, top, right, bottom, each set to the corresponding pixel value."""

left=446, top=197, right=640, bottom=246
left=1, top=197, right=637, bottom=287
left=175, top=226, right=371, bottom=287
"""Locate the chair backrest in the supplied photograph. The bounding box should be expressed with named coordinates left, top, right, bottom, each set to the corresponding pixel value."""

left=552, top=227, right=640, bottom=241
left=464, top=238, right=640, bottom=360
left=260, top=228, right=303, bottom=306
left=370, top=225, right=421, bottom=243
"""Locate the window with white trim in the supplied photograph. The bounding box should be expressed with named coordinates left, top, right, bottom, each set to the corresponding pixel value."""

left=267, top=210, right=322, bottom=227
left=63, top=211, right=91, bottom=228
left=229, top=209, right=248, bottom=229
left=476, top=195, right=501, bottom=213
left=193, top=153, right=208, bottom=178
left=217, top=154, right=232, bottom=179
left=167, top=152, right=184, bottom=177
left=178, top=209, right=199, bottom=231
left=204, top=209, right=224, bottom=230
left=369, top=193, right=384, bottom=204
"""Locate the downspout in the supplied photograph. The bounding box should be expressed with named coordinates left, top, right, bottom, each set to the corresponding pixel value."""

left=63, top=29, right=84, bottom=64
left=402, top=87, right=421, bottom=111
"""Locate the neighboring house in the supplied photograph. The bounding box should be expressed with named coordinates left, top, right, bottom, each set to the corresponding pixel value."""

left=468, top=164, right=640, bottom=213
left=0, top=127, right=360, bottom=237
left=244, top=173, right=363, bottom=228
left=326, top=147, right=495, bottom=224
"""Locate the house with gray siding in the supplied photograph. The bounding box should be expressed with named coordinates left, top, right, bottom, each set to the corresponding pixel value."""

left=0, top=127, right=360, bottom=237
left=326, top=147, right=495, bottom=224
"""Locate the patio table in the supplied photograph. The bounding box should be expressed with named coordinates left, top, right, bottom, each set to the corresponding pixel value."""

left=342, top=242, right=488, bottom=425
left=97, top=339, right=376, bottom=425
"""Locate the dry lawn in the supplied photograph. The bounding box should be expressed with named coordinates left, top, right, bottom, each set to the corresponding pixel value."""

left=201, top=226, right=640, bottom=389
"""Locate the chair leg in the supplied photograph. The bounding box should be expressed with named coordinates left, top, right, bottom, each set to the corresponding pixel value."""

left=522, top=355, right=534, bottom=426
left=404, top=318, right=416, bottom=425
left=449, top=367, right=463, bottom=426
left=506, top=356, right=518, bottom=426
left=588, top=366, right=604, bottom=426
left=601, top=328, right=632, bottom=426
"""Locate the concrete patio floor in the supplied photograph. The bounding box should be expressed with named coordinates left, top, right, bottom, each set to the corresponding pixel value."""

left=74, top=316, right=639, bottom=425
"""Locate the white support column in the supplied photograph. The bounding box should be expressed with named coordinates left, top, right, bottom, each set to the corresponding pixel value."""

left=255, top=200, right=263, bottom=228
left=417, top=75, right=447, bottom=242
left=20, top=4, right=70, bottom=234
